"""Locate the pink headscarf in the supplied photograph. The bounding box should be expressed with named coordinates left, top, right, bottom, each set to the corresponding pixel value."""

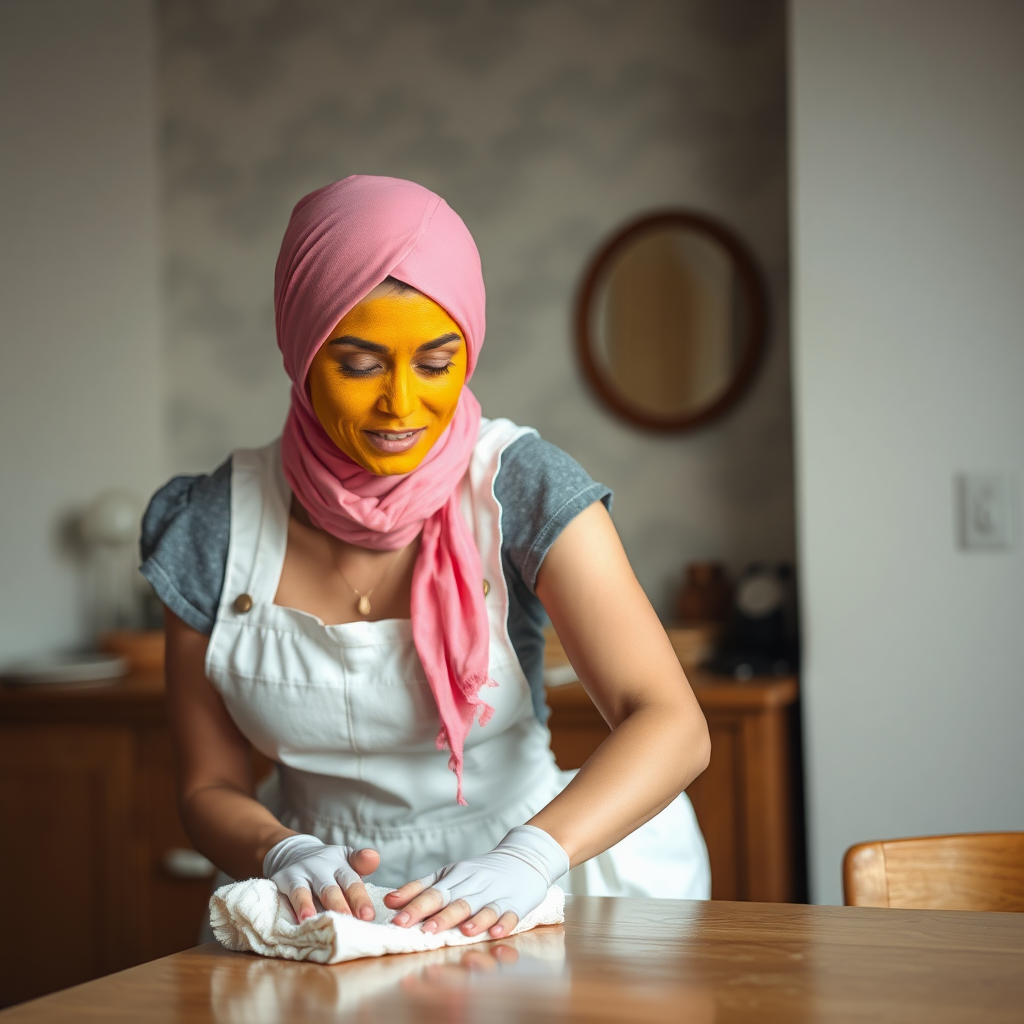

left=275, top=175, right=491, bottom=805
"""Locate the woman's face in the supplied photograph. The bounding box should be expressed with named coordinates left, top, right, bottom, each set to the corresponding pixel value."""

left=307, top=284, right=468, bottom=475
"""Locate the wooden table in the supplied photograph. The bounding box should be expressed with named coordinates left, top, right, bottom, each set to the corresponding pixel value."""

left=2, top=897, right=1021, bottom=1023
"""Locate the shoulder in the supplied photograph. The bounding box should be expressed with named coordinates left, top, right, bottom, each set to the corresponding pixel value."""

left=139, top=457, right=233, bottom=635
left=495, top=432, right=612, bottom=592
left=140, top=459, right=232, bottom=560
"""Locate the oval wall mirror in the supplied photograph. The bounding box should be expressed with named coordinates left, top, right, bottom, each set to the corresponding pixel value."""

left=576, top=210, right=767, bottom=432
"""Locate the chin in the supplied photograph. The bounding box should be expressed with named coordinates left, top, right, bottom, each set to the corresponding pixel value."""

left=364, top=452, right=428, bottom=476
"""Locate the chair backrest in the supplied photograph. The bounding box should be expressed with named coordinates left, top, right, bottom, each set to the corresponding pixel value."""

left=843, top=832, right=1024, bottom=911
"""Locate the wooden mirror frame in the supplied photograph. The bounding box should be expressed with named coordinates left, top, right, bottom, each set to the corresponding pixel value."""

left=575, top=209, right=768, bottom=432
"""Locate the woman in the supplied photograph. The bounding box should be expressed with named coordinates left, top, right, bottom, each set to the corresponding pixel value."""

left=142, top=175, right=711, bottom=942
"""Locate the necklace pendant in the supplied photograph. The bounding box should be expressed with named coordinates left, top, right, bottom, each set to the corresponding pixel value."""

left=357, top=595, right=371, bottom=616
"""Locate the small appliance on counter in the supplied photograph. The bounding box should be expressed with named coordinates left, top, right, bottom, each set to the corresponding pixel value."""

left=704, top=562, right=798, bottom=680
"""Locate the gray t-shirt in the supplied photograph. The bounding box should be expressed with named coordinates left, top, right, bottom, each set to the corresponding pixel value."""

left=140, top=433, right=611, bottom=723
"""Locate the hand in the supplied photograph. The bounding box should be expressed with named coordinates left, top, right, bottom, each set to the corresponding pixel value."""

left=383, top=825, right=568, bottom=939
left=264, top=834, right=381, bottom=922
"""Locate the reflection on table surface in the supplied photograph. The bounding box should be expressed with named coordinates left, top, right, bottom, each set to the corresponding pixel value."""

left=208, top=927, right=572, bottom=1023
left=205, top=904, right=716, bottom=1024
left=3, top=895, right=1023, bottom=1023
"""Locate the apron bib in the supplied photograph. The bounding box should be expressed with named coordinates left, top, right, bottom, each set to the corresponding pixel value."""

left=205, top=419, right=710, bottom=897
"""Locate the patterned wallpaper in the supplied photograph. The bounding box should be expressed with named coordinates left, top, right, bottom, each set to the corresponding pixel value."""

left=158, top=0, right=794, bottom=615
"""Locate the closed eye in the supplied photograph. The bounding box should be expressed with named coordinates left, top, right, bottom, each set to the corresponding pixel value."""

left=340, top=360, right=384, bottom=377
left=418, top=362, right=453, bottom=377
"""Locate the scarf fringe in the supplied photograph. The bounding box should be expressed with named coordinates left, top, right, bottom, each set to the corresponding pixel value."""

left=434, top=677, right=496, bottom=806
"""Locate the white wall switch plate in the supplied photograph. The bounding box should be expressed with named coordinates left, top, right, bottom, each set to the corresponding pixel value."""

left=957, top=474, right=1015, bottom=550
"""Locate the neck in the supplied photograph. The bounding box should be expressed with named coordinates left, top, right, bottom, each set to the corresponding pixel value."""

left=289, top=495, right=420, bottom=556
left=290, top=496, right=317, bottom=531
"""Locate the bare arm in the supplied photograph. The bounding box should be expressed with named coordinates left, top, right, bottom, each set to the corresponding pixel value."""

left=387, top=500, right=710, bottom=937
left=163, top=608, right=378, bottom=916
left=527, top=500, right=711, bottom=864
left=164, top=607, right=292, bottom=880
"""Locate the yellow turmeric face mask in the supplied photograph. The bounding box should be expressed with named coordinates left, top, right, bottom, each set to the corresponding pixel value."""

left=307, top=284, right=468, bottom=476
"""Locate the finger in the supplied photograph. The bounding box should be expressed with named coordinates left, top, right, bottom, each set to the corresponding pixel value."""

left=288, top=886, right=318, bottom=922
left=318, top=884, right=352, bottom=915
left=345, top=879, right=375, bottom=922
left=420, top=897, right=473, bottom=934
left=384, top=878, right=429, bottom=910
left=392, top=887, right=447, bottom=928
left=459, top=905, right=498, bottom=936
left=348, top=848, right=380, bottom=877
left=488, top=911, right=519, bottom=938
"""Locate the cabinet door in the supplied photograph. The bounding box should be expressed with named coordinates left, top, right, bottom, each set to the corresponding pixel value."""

left=685, top=713, right=743, bottom=900
left=134, top=726, right=218, bottom=962
left=0, top=726, right=133, bottom=1007
left=685, top=708, right=796, bottom=903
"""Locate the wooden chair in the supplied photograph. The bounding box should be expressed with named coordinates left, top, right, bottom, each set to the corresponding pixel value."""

left=843, top=832, right=1024, bottom=911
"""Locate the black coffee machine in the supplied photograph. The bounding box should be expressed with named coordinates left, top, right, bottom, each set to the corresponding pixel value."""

left=705, top=562, right=798, bottom=679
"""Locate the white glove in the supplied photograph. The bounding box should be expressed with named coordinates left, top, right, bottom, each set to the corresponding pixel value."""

left=414, top=824, right=569, bottom=921
left=263, top=834, right=363, bottom=906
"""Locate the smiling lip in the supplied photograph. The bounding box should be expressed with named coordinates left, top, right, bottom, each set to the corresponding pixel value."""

left=363, top=428, right=426, bottom=454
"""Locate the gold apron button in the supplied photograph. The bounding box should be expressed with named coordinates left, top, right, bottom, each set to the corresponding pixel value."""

left=233, top=593, right=253, bottom=614
left=482, top=579, right=490, bottom=597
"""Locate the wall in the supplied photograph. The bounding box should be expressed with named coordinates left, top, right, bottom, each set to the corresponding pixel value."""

left=159, top=0, right=796, bottom=616
left=790, top=0, right=1024, bottom=903
left=0, top=0, right=164, bottom=662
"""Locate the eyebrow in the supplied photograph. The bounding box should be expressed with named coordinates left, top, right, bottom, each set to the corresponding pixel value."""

left=416, top=332, right=462, bottom=352
left=329, top=332, right=461, bottom=354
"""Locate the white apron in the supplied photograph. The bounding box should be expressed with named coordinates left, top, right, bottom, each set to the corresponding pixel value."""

left=205, top=418, right=710, bottom=900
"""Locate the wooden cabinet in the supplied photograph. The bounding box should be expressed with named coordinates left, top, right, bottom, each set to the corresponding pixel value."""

left=547, top=670, right=803, bottom=903
left=0, top=726, right=134, bottom=1001
left=0, top=673, right=215, bottom=1008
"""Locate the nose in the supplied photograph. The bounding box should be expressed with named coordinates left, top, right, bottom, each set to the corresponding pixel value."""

left=377, top=364, right=416, bottom=420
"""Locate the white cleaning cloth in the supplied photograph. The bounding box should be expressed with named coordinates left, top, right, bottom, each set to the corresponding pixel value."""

left=210, top=878, right=565, bottom=964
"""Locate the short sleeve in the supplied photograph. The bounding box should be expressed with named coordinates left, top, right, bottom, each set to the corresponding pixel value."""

left=495, top=434, right=613, bottom=593
left=139, top=458, right=232, bottom=635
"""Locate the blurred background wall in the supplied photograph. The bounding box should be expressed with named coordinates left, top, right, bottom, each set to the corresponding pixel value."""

left=0, top=0, right=164, bottom=662
left=158, top=0, right=796, bottom=618
left=790, top=0, right=1024, bottom=904
left=2, top=0, right=1021, bottom=908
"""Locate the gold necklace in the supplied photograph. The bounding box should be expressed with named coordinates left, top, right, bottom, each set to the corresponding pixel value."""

left=336, top=547, right=406, bottom=617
